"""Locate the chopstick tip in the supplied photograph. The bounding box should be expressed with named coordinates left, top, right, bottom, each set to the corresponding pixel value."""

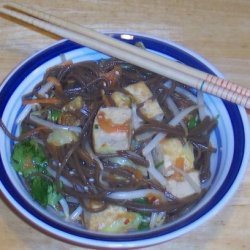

left=1, top=2, right=22, bottom=11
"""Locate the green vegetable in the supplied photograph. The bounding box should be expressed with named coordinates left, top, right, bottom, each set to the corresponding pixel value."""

left=47, top=184, right=62, bottom=207
left=102, top=212, right=142, bottom=233
left=30, top=176, right=48, bottom=206
left=155, top=161, right=164, bottom=169
left=11, top=139, right=61, bottom=207
left=48, top=109, right=61, bottom=122
left=129, top=207, right=150, bottom=231
left=133, top=197, right=150, bottom=205
left=12, top=139, right=48, bottom=177
left=138, top=219, right=150, bottom=231
left=47, top=129, right=78, bottom=146
left=30, top=176, right=61, bottom=207
left=187, top=115, right=199, bottom=129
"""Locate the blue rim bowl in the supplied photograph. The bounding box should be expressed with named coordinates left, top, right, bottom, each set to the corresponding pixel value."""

left=0, top=33, right=249, bottom=248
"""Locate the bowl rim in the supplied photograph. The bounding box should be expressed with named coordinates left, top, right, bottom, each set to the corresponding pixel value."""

left=0, top=32, right=249, bottom=249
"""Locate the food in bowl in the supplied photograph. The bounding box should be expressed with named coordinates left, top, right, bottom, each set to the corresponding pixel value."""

left=0, top=55, right=218, bottom=233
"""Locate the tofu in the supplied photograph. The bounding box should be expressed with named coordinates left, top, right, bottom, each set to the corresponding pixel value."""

left=153, top=138, right=200, bottom=198
left=84, top=205, right=142, bottom=233
left=167, top=171, right=201, bottom=199
left=124, top=81, right=152, bottom=104
left=154, top=138, right=194, bottom=175
left=93, top=107, right=132, bottom=153
left=139, top=98, right=164, bottom=121
left=125, top=82, right=163, bottom=121
left=111, top=91, right=131, bottom=108
left=84, top=205, right=127, bottom=231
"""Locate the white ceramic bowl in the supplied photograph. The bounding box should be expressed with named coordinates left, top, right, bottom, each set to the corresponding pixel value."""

left=0, top=34, right=249, bottom=248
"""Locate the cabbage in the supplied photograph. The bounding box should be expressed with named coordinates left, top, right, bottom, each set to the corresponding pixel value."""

left=102, top=212, right=142, bottom=233
left=47, top=129, right=78, bottom=146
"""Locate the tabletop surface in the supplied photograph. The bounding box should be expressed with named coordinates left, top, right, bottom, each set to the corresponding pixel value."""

left=0, top=1, right=249, bottom=249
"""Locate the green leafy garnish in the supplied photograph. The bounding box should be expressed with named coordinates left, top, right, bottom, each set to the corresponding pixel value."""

left=30, top=176, right=61, bottom=207
left=12, top=139, right=48, bottom=177
left=47, top=184, right=62, bottom=207
left=138, top=220, right=150, bottom=231
left=187, top=115, right=199, bottom=129
left=47, top=109, right=61, bottom=122
left=155, top=161, right=164, bottom=169
left=30, top=176, right=49, bottom=206
left=133, top=197, right=149, bottom=205
left=137, top=213, right=150, bottom=231
left=133, top=198, right=152, bottom=217
left=11, top=139, right=61, bottom=207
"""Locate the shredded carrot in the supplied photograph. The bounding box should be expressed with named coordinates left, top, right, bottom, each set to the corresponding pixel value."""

left=169, top=156, right=185, bottom=181
left=175, top=157, right=185, bottom=168
left=22, top=97, right=61, bottom=105
left=133, top=169, right=143, bottom=179
left=97, top=111, right=130, bottom=133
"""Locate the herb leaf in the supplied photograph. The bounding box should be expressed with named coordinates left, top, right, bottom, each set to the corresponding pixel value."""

left=30, top=176, right=49, bottom=206
left=187, top=115, right=199, bottom=129
left=47, top=109, right=61, bottom=122
left=30, top=176, right=62, bottom=207
left=12, top=139, right=48, bottom=177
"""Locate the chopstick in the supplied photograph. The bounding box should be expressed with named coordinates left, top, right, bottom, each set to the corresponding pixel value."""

left=5, top=2, right=250, bottom=99
left=1, top=3, right=250, bottom=109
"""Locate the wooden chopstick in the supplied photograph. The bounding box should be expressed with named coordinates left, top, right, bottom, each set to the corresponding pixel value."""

left=1, top=4, right=250, bottom=109
left=5, top=2, right=250, bottom=99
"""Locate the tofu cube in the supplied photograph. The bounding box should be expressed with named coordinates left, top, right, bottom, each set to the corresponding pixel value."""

left=139, top=98, right=164, bottom=120
left=84, top=205, right=127, bottom=231
left=84, top=205, right=142, bottom=233
left=124, top=81, right=152, bottom=104
left=167, top=171, right=201, bottom=199
left=154, top=138, right=194, bottom=174
left=111, top=91, right=131, bottom=108
left=93, top=107, right=132, bottom=153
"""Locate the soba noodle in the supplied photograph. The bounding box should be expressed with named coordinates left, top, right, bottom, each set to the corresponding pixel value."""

left=0, top=56, right=217, bottom=233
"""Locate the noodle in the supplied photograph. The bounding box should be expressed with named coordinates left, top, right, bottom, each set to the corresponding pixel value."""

left=0, top=56, right=217, bottom=233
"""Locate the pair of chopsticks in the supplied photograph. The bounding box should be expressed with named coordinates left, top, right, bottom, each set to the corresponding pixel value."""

left=1, top=2, right=250, bottom=109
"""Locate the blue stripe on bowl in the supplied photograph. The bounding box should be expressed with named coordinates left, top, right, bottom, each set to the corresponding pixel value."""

left=0, top=34, right=245, bottom=242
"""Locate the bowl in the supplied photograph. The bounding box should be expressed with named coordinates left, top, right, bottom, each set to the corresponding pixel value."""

left=0, top=33, right=249, bottom=249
